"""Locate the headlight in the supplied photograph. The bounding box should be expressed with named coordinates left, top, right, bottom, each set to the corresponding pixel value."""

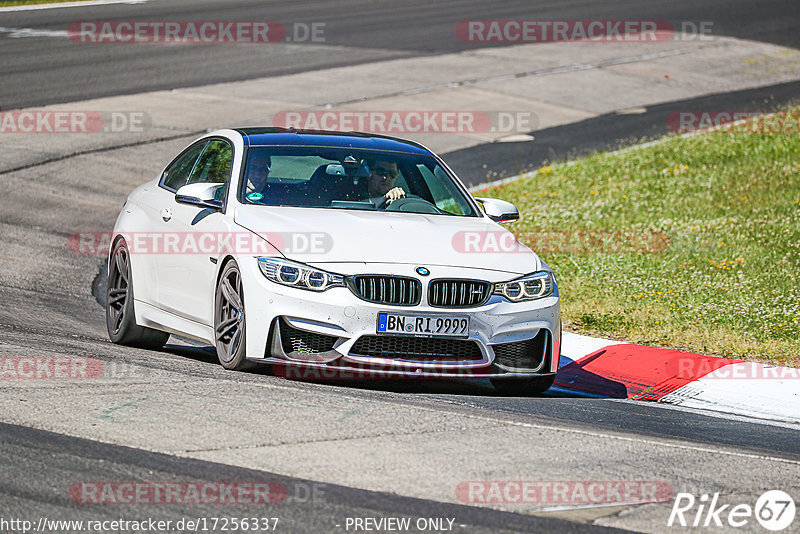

left=493, top=271, right=555, bottom=302
left=258, top=257, right=345, bottom=292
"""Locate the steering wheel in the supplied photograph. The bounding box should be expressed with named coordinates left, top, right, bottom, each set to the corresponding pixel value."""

left=380, top=195, right=443, bottom=214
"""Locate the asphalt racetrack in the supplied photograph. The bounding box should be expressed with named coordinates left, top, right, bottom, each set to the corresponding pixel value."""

left=1, top=1, right=798, bottom=533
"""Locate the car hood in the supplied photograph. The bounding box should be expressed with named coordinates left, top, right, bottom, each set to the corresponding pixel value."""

left=233, top=205, right=541, bottom=275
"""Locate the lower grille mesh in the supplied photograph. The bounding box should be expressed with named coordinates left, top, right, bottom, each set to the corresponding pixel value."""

left=350, top=335, right=483, bottom=362
left=492, top=330, right=549, bottom=370
left=280, top=319, right=338, bottom=355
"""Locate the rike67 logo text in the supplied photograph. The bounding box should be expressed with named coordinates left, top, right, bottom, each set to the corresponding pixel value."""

left=668, top=490, right=795, bottom=531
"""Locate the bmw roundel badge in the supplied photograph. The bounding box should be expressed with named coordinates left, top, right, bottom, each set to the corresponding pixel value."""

left=415, top=267, right=430, bottom=276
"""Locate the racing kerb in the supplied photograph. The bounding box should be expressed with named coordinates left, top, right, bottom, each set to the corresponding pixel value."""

left=470, top=126, right=800, bottom=425
left=557, top=332, right=800, bottom=424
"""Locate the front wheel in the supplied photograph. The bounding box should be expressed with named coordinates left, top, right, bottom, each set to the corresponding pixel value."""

left=491, top=374, right=556, bottom=396
left=106, top=239, right=170, bottom=349
left=214, top=260, right=254, bottom=370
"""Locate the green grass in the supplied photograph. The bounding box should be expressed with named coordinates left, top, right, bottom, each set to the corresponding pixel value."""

left=480, top=108, right=800, bottom=366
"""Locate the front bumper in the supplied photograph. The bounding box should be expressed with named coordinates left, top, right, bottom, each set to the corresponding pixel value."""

left=239, top=257, right=561, bottom=379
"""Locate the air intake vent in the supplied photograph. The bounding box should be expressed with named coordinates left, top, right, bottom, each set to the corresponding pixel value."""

left=349, top=275, right=421, bottom=306
left=350, top=335, right=483, bottom=362
left=280, top=318, right=338, bottom=355
left=428, top=279, right=491, bottom=308
left=492, top=330, right=549, bottom=370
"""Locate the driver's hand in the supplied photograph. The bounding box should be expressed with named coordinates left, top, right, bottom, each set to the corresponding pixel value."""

left=384, top=187, right=406, bottom=204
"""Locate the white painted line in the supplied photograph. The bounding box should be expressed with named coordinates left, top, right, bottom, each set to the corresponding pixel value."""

left=661, top=362, right=800, bottom=424
left=469, top=110, right=790, bottom=192
left=497, top=134, right=535, bottom=143
left=237, top=382, right=800, bottom=465
left=538, top=502, right=646, bottom=513
left=469, top=172, right=533, bottom=193
left=0, top=0, right=147, bottom=12
left=607, top=396, right=800, bottom=430
left=0, top=26, right=70, bottom=38
left=616, top=107, right=648, bottom=115
left=547, top=386, right=610, bottom=399
left=491, top=413, right=800, bottom=465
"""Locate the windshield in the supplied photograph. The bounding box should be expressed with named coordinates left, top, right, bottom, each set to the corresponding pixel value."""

left=239, top=147, right=479, bottom=217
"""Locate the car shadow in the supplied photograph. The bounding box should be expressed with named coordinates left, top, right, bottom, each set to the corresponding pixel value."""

left=160, top=338, right=628, bottom=399
left=552, top=351, right=630, bottom=399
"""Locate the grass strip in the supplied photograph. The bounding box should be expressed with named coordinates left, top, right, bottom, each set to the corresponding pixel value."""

left=480, top=108, right=800, bottom=366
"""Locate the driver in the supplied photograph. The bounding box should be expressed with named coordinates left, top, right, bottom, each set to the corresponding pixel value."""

left=366, top=159, right=406, bottom=205
left=244, top=151, right=272, bottom=198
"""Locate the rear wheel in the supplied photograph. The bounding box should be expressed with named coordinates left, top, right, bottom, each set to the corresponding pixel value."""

left=106, top=239, right=170, bottom=349
left=491, top=375, right=556, bottom=396
left=214, top=260, right=254, bottom=370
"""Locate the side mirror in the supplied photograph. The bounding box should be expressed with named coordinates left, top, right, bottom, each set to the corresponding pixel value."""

left=474, top=197, right=519, bottom=223
left=175, top=182, right=225, bottom=210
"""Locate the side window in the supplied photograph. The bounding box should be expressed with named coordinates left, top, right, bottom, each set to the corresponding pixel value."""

left=161, top=142, right=206, bottom=191
left=416, top=164, right=468, bottom=215
left=187, top=139, right=233, bottom=186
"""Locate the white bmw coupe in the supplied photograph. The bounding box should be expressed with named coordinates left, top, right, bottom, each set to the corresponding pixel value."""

left=107, top=128, right=561, bottom=394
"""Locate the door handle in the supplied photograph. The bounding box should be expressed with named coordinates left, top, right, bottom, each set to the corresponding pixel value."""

left=160, top=208, right=172, bottom=222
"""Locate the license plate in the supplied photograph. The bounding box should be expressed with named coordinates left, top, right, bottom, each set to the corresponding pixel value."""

left=377, top=312, right=470, bottom=338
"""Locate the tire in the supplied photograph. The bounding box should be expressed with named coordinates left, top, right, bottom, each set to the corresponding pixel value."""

left=107, top=239, right=170, bottom=349
left=214, top=260, right=254, bottom=370
left=491, top=374, right=556, bottom=396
